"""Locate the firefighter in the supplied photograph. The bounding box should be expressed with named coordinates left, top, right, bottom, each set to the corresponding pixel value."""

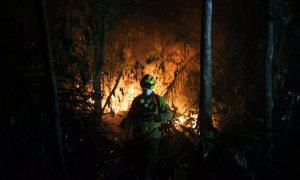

left=120, top=74, right=173, bottom=180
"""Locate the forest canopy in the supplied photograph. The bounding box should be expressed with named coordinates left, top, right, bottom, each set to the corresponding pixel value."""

left=1, top=0, right=300, bottom=179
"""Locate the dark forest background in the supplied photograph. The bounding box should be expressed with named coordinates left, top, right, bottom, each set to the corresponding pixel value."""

left=1, top=0, right=300, bottom=179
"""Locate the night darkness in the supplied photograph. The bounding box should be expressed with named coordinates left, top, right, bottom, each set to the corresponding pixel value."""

left=1, top=0, right=300, bottom=180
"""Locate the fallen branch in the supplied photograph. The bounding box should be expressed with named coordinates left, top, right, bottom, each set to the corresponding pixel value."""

left=102, top=71, right=123, bottom=112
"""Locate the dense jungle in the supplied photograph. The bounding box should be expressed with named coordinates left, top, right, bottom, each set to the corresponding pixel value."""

left=1, top=0, right=300, bottom=179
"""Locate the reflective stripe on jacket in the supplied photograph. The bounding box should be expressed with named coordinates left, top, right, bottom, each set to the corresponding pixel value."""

left=124, top=93, right=173, bottom=140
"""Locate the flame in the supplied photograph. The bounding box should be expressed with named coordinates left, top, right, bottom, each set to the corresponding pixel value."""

left=174, top=113, right=198, bottom=131
left=87, top=98, right=95, bottom=104
left=79, top=73, right=219, bottom=133
left=179, top=116, right=184, bottom=125
left=81, top=86, right=215, bottom=132
left=100, top=80, right=138, bottom=113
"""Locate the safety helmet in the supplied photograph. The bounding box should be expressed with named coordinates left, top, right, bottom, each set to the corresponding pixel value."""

left=140, top=74, right=155, bottom=90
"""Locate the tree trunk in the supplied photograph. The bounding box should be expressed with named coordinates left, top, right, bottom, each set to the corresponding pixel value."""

left=196, top=0, right=214, bottom=159
left=265, top=0, right=274, bottom=148
left=36, top=0, right=65, bottom=174
left=93, top=23, right=106, bottom=114
left=198, top=0, right=213, bottom=130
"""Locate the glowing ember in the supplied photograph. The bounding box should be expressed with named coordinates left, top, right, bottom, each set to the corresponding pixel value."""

left=179, top=116, right=184, bottom=125
left=87, top=98, right=95, bottom=104
left=174, top=113, right=198, bottom=131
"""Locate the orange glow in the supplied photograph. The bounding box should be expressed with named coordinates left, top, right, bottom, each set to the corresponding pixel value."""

left=77, top=47, right=206, bottom=133
left=87, top=98, right=95, bottom=104
left=174, top=113, right=198, bottom=131
left=179, top=116, right=184, bottom=125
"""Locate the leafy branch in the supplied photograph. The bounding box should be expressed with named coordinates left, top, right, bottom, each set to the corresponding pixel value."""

left=163, top=51, right=200, bottom=98
left=282, top=91, right=299, bottom=142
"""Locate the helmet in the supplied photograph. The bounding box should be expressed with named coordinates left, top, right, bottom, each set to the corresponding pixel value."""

left=140, top=74, right=155, bottom=90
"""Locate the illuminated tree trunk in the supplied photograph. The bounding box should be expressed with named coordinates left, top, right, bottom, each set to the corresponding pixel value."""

left=198, top=0, right=213, bottom=130
left=37, top=0, right=65, bottom=174
left=93, top=23, right=106, bottom=114
left=265, top=0, right=274, bottom=148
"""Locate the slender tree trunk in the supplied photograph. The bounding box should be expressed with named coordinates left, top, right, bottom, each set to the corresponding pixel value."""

left=197, top=0, right=213, bottom=130
left=273, top=0, right=285, bottom=98
left=241, top=0, right=250, bottom=116
left=36, top=0, right=65, bottom=174
left=195, top=0, right=214, bottom=161
left=265, top=0, right=274, bottom=148
left=93, top=23, right=106, bottom=114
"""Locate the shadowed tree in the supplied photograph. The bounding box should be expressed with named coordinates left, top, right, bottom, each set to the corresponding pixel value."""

left=93, top=21, right=106, bottom=114
left=197, top=0, right=214, bottom=149
left=265, top=0, right=274, bottom=151
left=36, top=0, right=66, bottom=175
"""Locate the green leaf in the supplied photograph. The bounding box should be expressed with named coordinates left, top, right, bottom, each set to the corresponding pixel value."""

left=271, top=101, right=273, bottom=108
left=297, top=95, right=300, bottom=101
left=274, top=74, right=281, bottom=80
left=10, top=116, right=14, bottom=126
left=282, top=17, right=289, bottom=25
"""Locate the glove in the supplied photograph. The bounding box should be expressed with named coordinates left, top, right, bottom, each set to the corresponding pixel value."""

left=154, top=113, right=165, bottom=122
left=146, top=115, right=156, bottom=122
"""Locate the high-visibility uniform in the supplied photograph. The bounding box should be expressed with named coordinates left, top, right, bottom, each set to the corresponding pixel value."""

left=121, top=92, right=173, bottom=140
left=121, top=92, right=173, bottom=180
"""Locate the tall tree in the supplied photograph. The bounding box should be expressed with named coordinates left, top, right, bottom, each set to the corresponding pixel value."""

left=265, top=0, right=274, bottom=148
left=93, top=22, right=106, bottom=114
left=198, top=0, right=213, bottom=130
left=197, top=0, right=214, bottom=155
left=36, top=0, right=66, bottom=175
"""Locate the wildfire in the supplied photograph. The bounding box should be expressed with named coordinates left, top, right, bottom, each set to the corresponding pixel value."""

left=174, top=113, right=198, bottom=131
left=81, top=78, right=202, bottom=132
left=83, top=90, right=216, bottom=132
left=179, top=116, right=184, bottom=125
left=87, top=98, right=95, bottom=104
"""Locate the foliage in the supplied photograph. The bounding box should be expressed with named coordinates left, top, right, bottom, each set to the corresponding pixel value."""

left=2, top=0, right=300, bottom=179
left=281, top=91, right=299, bottom=142
left=211, top=47, right=250, bottom=127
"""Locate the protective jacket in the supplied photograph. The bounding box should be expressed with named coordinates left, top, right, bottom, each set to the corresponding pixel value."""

left=122, top=92, right=173, bottom=141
